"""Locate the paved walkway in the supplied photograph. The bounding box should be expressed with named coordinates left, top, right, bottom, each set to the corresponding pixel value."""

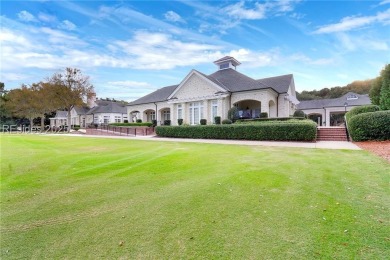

left=51, top=133, right=361, bottom=150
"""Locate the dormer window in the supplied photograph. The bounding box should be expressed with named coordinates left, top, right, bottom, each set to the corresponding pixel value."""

left=347, top=94, right=358, bottom=100
left=219, top=63, right=230, bottom=70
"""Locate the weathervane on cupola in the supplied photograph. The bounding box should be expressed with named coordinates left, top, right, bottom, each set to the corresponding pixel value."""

left=213, top=56, right=241, bottom=71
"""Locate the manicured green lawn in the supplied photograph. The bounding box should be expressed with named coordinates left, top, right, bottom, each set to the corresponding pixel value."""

left=1, top=135, right=389, bottom=259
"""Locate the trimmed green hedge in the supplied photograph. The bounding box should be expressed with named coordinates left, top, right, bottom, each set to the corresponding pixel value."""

left=236, top=117, right=306, bottom=123
left=345, top=105, right=380, bottom=124
left=109, top=123, right=153, bottom=127
left=348, top=111, right=390, bottom=141
left=156, top=120, right=317, bottom=141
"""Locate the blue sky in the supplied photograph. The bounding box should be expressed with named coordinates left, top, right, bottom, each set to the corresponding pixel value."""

left=1, top=0, right=390, bottom=101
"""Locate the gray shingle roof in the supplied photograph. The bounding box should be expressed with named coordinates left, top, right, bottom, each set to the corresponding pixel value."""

left=256, top=74, right=293, bottom=93
left=128, top=69, right=294, bottom=106
left=297, top=92, right=371, bottom=110
left=73, top=106, right=89, bottom=115
left=87, top=100, right=127, bottom=114
left=128, top=85, right=178, bottom=106
left=54, top=110, right=68, bottom=118
left=208, top=68, right=265, bottom=92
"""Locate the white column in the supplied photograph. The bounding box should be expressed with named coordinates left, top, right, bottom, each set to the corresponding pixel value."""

left=183, top=103, right=188, bottom=125
left=204, top=100, right=210, bottom=123
left=325, top=109, right=330, bottom=127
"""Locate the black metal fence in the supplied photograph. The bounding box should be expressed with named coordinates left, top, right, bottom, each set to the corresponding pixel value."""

left=95, top=125, right=154, bottom=136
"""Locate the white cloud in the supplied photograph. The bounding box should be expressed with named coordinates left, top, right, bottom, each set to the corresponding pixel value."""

left=223, top=1, right=267, bottom=20
left=0, top=28, right=32, bottom=47
left=289, top=53, right=334, bottom=65
left=40, top=27, right=85, bottom=46
left=336, top=33, right=389, bottom=51
left=107, top=80, right=154, bottom=89
left=17, top=11, right=37, bottom=22
left=315, top=8, right=390, bottom=33
left=59, top=20, right=76, bottom=31
left=164, top=11, right=186, bottom=23
left=380, top=0, right=390, bottom=5
left=276, top=0, right=300, bottom=12
left=112, top=31, right=223, bottom=69
left=38, top=12, right=57, bottom=23
left=0, top=72, right=29, bottom=82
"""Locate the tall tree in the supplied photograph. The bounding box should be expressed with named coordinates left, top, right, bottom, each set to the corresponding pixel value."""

left=5, top=85, right=42, bottom=128
left=0, top=82, right=11, bottom=124
left=369, top=77, right=382, bottom=105
left=370, top=64, right=390, bottom=109
left=47, top=68, right=93, bottom=131
left=379, top=64, right=390, bottom=110
left=31, top=82, right=60, bottom=130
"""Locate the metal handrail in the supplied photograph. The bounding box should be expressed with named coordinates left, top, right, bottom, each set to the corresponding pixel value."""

left=344, top=115, right=350, bottom=142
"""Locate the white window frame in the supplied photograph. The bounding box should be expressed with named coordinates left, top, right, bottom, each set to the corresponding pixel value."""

left=103, top=116, right=110, bottom=124
left=163, top=110, right=170, bottom=121
left=189, top=102, right=204, bottom=125
left=148, top=111, right=156, bottom=122
left=114, top=116, right=121, bottom=123
left=211, top=100, right=218, bottom=123
left=177, top=104, right=183, bottom=119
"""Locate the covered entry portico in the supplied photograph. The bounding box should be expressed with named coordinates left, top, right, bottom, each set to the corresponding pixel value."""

left=233, top=100, right=261, bottom=119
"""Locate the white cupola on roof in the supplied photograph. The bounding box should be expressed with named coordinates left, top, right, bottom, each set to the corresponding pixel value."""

left=213, top=56, right=241, bottom=70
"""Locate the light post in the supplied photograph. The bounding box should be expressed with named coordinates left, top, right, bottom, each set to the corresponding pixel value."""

left=344, top=102, right=349, bottom=141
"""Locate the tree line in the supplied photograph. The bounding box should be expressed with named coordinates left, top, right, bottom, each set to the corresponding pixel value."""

left=1, top=68, right=93, bottom=132
left=296, top=79, right=374, bottom=100
left=297, top=64, right=390, bottom=110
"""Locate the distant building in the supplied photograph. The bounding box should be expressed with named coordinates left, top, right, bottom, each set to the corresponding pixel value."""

left=297, top=92, right=371, bottom=127
left=50, top=99, right=128, bottom=128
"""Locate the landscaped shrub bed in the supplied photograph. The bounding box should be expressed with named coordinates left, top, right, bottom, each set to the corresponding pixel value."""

left=156, top=120, right=317, bottom=141
left=345, top=105, right=380, bottom=124
left=348, top=111, right=390, bottom=141
left=109, top=122, right=153, bottom=127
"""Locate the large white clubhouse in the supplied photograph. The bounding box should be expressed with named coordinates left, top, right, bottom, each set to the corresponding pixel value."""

left=127, top=56, right=300, bottom=125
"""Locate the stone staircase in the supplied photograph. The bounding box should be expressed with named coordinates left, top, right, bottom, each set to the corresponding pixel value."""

left=317, top=127, right=348, bottom=141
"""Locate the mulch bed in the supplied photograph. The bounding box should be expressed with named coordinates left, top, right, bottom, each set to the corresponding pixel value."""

left=354, top=140, right=390, bottom=163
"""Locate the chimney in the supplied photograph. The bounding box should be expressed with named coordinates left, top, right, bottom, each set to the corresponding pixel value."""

left=87, top=91, right=97, bottom=108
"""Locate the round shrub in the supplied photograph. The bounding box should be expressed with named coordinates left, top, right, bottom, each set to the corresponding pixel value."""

left=228, top=107, right=239, bottom=122
left=123, top=120, right=129, bottom=123
left=260, top=112, right=268, bottom=118
left=200, top=119, right=207, bottom=125
left=346, top=105, right=380, bottom=124
left=164, top=120, right=171, bottom=126
left=293, top=110, right=305, bottom=118
left=136, top=119, right=142, bottom=123
left=214, top=116, right=221, bottom=125
left=348, top=110, right=390, bottom=141
left=178, top=119, right=183, bottom=125
left=222, top=119, right=232, bottom=124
